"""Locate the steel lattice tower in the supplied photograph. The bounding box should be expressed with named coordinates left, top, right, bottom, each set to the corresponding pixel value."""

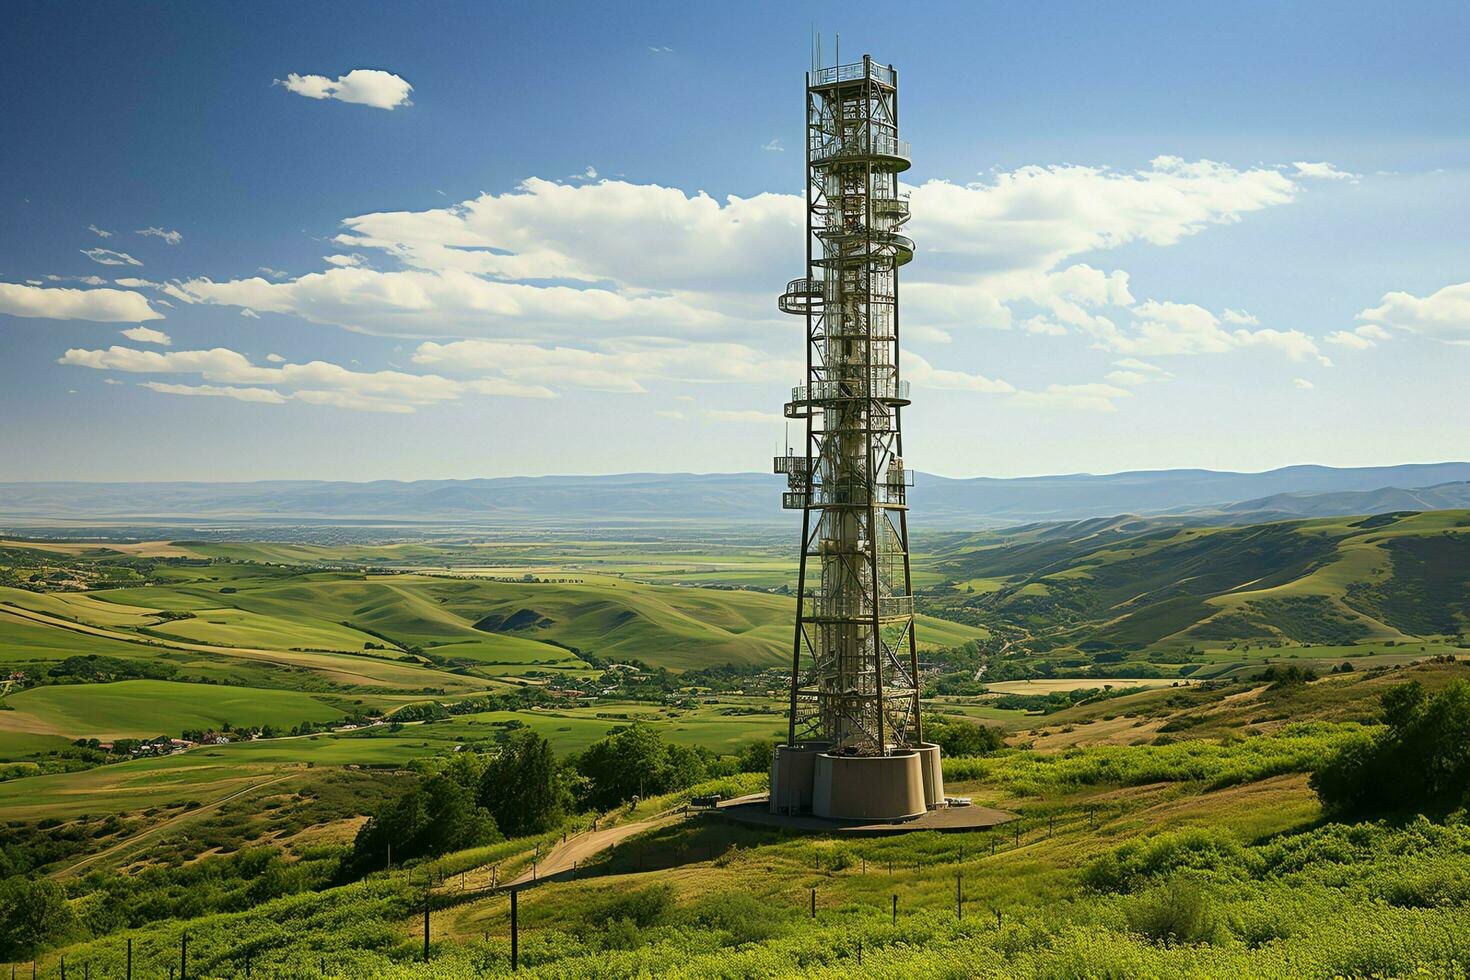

left=774, top=54, right=920, bottom=762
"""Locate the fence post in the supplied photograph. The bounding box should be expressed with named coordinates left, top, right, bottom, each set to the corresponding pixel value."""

left=956, top=873, right=963, bottom=919
left=180, top=932, right=187, bottom=980
left=891, top=894, right=897, bottom=924
left=126, top=938, right=132, bottom=980
left=810, top=887, right=816, bottom=918
left=423, top=893, right=431, bottom=962
left=58, top=956, right=65, bottom=980
left=995, top=908, right=1002, bottom=928
left=511, top=889, right=519, bottom=972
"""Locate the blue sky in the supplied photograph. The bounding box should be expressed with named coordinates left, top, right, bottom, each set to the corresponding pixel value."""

left=3, top=1, right=1468, bottom=482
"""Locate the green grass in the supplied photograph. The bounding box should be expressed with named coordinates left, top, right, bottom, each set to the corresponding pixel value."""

left=0, top=679, right=349, bottom=741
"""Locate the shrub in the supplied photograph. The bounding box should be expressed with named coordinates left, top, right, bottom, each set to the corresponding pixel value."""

left=1126, top=875, right=1220, bottom=946
left=1311, top=680, right=1470, bottom=817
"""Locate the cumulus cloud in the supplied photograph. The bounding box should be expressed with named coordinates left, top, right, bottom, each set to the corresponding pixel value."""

left=136, top=226, right=182, bottom=245
left=1293, top=378, right=1316, bottom=389
left=1082, top=300, right=1329, bottom=364
left=1326, top=323, right=1392, bottom=349
left=1012, top=382, right=1133, bottom=413
left=121, top=326, right=171, bottom=345
left=0, top=282, right=161, bottom=322
left=141, top=382, right=286, bottom=404
left=1292, top=161, right=1358, bottom=181
left=1221, top=308, right=1259, bottom=325
left=143, top=156, right=1327, bottom=408
left=276, top=69, right=413, bottom=110
left=411, top=338, right=794, bottom=392
left=1105, top=358, right=1171, bottom=387
left=704, top=409, right=783, bottom=424
left=82, top=248, right=143, bottom=267
left=1357, top=281, right=1470, bottom=344
left=87, top=224, right=113, bottom=238
left=901, top=351, right=1013, bottom=393
left=59, top=345, right=554, bottom=413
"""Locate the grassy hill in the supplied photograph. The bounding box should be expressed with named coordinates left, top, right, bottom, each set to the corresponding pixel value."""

left=9, top=657, right=1466, bottom=978
left=930, top=509, right=1470, bottom=666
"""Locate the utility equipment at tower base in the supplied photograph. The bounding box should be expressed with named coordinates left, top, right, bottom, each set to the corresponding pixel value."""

left=769, top=53, right=944, bottom=821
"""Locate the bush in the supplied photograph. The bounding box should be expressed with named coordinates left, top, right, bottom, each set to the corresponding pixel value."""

left=0, top=876, right=77, bottom=960
left=585, top=883, right=674, bottom=929
left=1311, top=680, right=1470, bottom=817
left=1126, top=875, right=1220, bottom=946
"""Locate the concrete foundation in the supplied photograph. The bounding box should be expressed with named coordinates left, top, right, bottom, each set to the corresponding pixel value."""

left=772, top=742, right=944, bottom=822
left=769, top=743, right=826, bottom=814
left=915, top=742, right=945, bottom=808
left=813, top=751, right=927, bottom=821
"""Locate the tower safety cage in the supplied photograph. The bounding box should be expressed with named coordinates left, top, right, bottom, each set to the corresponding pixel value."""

left=770, top=55, right=941, bottom=821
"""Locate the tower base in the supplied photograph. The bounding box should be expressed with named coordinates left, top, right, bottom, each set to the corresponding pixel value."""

left=771, top=743, right=943, bottom=822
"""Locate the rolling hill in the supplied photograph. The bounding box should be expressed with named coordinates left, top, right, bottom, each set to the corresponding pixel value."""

left=4, top=462, right=1470, bottom=529
left=931, top=509, right=1470, bottom=657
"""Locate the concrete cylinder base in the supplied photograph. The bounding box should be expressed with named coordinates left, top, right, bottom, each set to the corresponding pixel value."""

left=769, top=743, right=827, bottom=814
left=812, top=751, right=927, bottom=821
left=915, top=742, right=946, bottom=808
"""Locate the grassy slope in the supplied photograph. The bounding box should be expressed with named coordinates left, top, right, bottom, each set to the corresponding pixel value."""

left=25, top=660, right=1469, bottom=979
left=0, top=679, right=349, bottom=740
left=935, top=510, right=1469, bottom=655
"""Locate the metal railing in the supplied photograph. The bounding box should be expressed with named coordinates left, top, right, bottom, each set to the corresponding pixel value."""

left=811, top=134, right=911, bottom=166
left=790, top=379, right=910, bottom=404
left=801, top=593, right=915, bottom=621
left=812, top=61, right=895, bottom=87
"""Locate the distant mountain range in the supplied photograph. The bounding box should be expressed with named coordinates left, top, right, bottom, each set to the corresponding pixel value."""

left=3, top=462, right=1469, bottom=529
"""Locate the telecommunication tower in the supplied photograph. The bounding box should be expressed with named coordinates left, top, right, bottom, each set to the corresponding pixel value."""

left=770, top=53, right=943, bottom=820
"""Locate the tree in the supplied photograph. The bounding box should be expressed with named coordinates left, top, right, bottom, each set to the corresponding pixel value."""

left=1312, top=679, right=1470, bottom=817
left=737, top=740, right=774, bottom=774
left=0, top=876, right=76, bottom=960
left=924, top=715, right=1006, bottom=756
left=574, top=722, right=709, bottom=810
left=350, top=772, right=500, bottom=876
left=479, top=730, right=566, bottom=837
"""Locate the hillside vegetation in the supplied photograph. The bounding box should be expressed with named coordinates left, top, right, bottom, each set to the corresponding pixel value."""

left=929, top=510, right=1469, bottom=668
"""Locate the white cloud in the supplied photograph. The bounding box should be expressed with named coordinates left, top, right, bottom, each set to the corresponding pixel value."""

left=82, top=248, right=143, bottom=267
left=240, top=308, right=261, bottom=319
left=323, top=253, right=366, bottom=267
left=411, top=338, right=793, bottom=392
left=1105, top=358, right=1170, bottom=387
left=257, top=267, right=289, bottom=280
left=1293, top=378, right=1315, bottom=390
left=141, top=382, right=286, bottom=404
left=136, top=226, right=182, bottom=245
left=121, top=326, right=172, bottom=346
left=656, top=410, right=685, bottom=420
left=1292, top=161, right=1358, bottom=181
left=45, top=274, right=106, bottom=285
left=1086, top=300, right=1329, bottom=364
left=266, top=353, right=285, bottom=363
left=60, top=345, right=555, bottom=413
left=901, top=351, right=1014, bottom=393
left=704, top=409, right=782, bottom=424
left=87, top=224, right=113, bottom=238
left=648, top=46, right=673, bottom=53
left=113, top=278, right=159, bottom=288
left=1221, top=308, right=1259, bottom=325
left=0, top=282, right=161, bottom=322
left=275, top=69, right=413, bottom=110
left=762, top=138, right=783, bottom=152
left=144, top=158, right=1320, bottom=408
left=1012, top=382, right=1132, bottom=413
left=1357, top=281, right=1470, bottom=344
left=1325, top=323, right=1392, bottom=349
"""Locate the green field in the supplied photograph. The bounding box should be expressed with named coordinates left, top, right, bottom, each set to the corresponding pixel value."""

left=0, top=679, right=350, bottom=740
